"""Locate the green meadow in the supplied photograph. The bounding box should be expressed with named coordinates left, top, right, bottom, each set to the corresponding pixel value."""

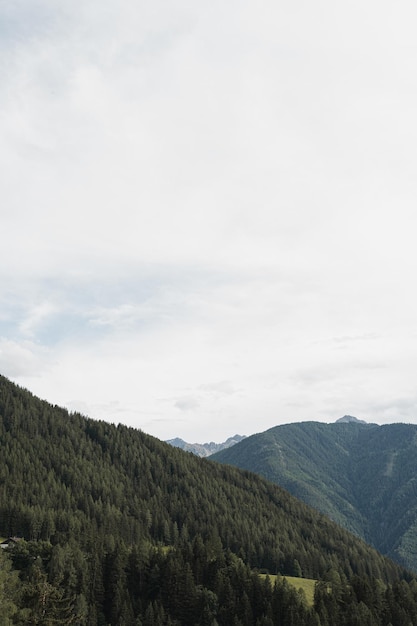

left=260, top=574, right=316, bottom=606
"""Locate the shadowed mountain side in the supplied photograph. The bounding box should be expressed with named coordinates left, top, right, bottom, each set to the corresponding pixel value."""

left=211, top=420, right=417, bottom=571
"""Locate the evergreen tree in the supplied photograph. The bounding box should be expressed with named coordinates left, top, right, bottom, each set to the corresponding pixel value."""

left=0, top=549, right=20, bottom=625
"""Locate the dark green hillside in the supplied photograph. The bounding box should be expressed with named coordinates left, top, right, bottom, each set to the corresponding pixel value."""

left=0, top=379, right=398, bottom=581
left=212, top=420, right=417, bottom=571
left=1, top=376, right=417, bottom=624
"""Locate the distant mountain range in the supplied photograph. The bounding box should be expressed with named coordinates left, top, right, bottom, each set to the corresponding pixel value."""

left=212, top=417, right=417, bottom=571
left=165, top=433, right=246, bottom=457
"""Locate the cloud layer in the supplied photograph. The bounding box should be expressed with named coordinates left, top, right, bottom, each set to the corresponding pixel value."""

left=2, top=1, right=417, bottom=440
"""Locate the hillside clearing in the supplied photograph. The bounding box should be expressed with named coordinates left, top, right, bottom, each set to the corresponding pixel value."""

left=260, top=574, right=316, bottom=606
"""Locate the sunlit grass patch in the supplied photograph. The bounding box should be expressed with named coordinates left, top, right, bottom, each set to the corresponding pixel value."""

left=260, top=574, right=316, bottom=607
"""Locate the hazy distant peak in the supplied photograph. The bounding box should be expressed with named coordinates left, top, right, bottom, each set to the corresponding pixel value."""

left=166, top=434, right=246, bottom=457
left=335, top=415, right=367, bottom=424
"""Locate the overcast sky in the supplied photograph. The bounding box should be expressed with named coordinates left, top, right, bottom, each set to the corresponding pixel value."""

left=1, top=1, right=417, bottom=442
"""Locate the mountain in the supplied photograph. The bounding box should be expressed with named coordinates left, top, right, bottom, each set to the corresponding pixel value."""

left=336, top=414, right=368, bottom=424
left=211, top=419, right=417, bottom=571
left=0, top=375, right=416, bottom=624
left=166, top=434, right=246, bottom=456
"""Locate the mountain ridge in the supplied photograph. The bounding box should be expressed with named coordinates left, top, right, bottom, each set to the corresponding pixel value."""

left=335, top=414, right=368, bottom=424
left=165, top=433, right=246, bottom=456
left=211, top=418, right=417, bottom=571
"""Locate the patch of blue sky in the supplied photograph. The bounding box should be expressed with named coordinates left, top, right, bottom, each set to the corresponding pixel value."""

left=0, top=307, right=95, bottom=348
left=0, top=265, right=242, bottom=350
left=33, top=311, right=105, bottom=346
left=0, top=3, right=60, bottom=46
left=0, top=318, right=20, bottom=340
left=43, top=266, right=230, bottom=312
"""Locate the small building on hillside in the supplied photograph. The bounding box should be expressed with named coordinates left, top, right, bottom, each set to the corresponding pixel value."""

left=0, top=537, right=23, bottom=549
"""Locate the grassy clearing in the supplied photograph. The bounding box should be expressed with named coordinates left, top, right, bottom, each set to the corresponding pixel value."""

left=260, top=574, right=316, bottom=607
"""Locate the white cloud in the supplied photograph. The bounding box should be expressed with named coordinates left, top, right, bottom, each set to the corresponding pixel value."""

left=174, top=397, right=200, bottom=412
left=0, top=338, right=52, bottom=378
left=2, top=1, right=417, bottom=440
left=199, top=381, right=237, bottom=396
left=19, top=301, right=61, bottom=338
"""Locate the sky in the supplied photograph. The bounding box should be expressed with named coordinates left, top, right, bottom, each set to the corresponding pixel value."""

left=1, top=1, right=417, bottom=442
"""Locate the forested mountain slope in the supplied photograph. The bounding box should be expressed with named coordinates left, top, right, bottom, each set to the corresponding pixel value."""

left=0, top=375, right=416, bottom=624
left=212, top=420, right=417, bottom=571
